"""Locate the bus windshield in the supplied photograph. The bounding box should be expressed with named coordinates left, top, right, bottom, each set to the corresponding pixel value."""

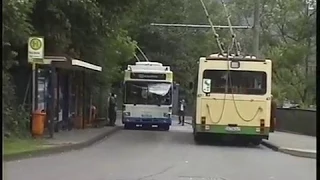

left=124, top=81, right=172, bottom=105
left=202, top=70, right=267, bottom=95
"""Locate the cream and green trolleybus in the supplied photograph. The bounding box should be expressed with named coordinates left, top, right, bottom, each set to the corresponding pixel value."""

left=122, top=61, right=173, bottom=130
left=191, top=53, right=275, bottom=145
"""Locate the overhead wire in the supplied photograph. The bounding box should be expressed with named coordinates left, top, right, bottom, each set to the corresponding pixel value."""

left=220, top=0, right=262, bottom=122
left=220, top=0, right=240, bottom=56
left=199, top=0, right=261, bottom=123
left=198, top=0, right=225, bottom=55
left=198, top=0, right=226, bottom=124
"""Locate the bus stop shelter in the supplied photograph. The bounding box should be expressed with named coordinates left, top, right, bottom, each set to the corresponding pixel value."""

left=34, top=56, right=102, bottom=137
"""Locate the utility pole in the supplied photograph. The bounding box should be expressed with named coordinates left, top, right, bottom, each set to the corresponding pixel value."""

left=32, top=63, right=36, bottom=112
left=253, top=0, right=260, bottom=57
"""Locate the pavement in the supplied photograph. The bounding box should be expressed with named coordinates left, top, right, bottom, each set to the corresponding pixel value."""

left=4, top=111, right=125, bottom=162
left=179, top=115, right=316, bottom=159
left=4, top=118, right=316, bottom=180
left=262, top=131, right=316, bottom=159
left=3, top=122, right=120, bottom=162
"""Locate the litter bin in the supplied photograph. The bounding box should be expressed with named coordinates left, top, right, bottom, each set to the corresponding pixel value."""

left=32, top=109, right=46, bottom=137
left=73, top=116, right=84, bottom=129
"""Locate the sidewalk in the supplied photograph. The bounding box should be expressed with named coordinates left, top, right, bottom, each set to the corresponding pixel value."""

left=4, top=124, right=121, bottom=162
left=172, top=115, right=192, bottom=124
left=43, top=112, right=122, bottom=146
left=43, top=126, right=119, bottom=146
left=262, top=131, right=316, bottom=159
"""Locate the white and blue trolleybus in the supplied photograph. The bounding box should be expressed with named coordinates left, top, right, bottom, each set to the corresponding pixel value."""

left=122, top=62, right=173, bottom=130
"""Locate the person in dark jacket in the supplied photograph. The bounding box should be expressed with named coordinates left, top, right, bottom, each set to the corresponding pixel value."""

left=108, top=93, right=117, bottom=126
left=178, top=99, right=186, bottom=126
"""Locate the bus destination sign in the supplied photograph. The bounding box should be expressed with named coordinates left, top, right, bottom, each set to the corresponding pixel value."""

left=130, top=73, right=166, bottom=80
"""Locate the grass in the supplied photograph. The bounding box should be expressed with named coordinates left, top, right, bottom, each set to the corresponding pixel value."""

left=3, top=137, right=49, bottom=155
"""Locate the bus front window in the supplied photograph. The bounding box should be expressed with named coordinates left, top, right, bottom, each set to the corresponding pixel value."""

left=125, top=81, right=172, bottom=105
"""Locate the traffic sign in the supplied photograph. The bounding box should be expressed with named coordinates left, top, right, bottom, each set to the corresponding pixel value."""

left=28, top=37, right=44, bottom=63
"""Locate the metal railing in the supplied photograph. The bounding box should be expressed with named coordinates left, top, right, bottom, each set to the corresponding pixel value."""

left=275, top=108, right=316, bottom=136
left=181, top=106, right=316, bottom=136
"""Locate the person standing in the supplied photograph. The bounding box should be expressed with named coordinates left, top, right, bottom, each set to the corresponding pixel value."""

left=108, top=93, right=117, bottom=126
left=178, top=99, right=186, bottom=126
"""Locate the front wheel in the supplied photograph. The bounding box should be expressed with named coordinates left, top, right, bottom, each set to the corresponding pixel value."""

left=124, top=123, right=133, bottom=130
left=160, top=125, right=170, bottom=131
left=251, top=138, right=262, bottom=146
left=194, top=133, right=203, bottom=144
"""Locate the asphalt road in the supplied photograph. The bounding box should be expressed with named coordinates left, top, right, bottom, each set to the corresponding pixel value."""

left=4, top=120, right=316, bottom=180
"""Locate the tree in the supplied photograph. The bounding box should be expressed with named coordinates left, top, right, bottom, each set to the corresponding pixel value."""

left=260, top=0, right=316, bottom=106
left=3, top=0, right=35, bottom=135
left=124, top=0, right=232, bottom=102
left=3, top=0, right=140, bottom=134
left=224, top=0, right=316, bottom=106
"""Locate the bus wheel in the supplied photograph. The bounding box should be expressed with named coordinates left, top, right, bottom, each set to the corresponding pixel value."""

left=194, top=133, right=202, bottom=144
left=124, top=123, right=132, bottom=130
left=251, top=139, right=262, bottom=146
left=161, top=125, right=170, bottom=131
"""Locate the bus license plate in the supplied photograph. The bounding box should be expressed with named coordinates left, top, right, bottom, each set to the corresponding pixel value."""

left=142, top=114, right=152, bottom=118
left=225, top=126, right=241, bottom=132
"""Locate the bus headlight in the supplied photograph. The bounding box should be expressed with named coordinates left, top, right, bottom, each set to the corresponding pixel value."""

left=123, top=112, right=130, bottom=117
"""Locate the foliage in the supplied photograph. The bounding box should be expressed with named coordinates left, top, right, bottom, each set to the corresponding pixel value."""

left=3, top=0, right=35, bottom=136
left=2, top=0, right=316, bottom=135
left=229, top=0, right=316, bottom=105
left=260, top=0, right=316, bottom=105
left=2, top=69, right=30, bottom=136
left=3, top=0, right=139, bottom=134
left=124, top=0, right=229, bottom=103
left=123, top=0, right=316, bottom=106
left=4, top=137, right=47, bottom=155
left=3, top=0, right=35, bottom=46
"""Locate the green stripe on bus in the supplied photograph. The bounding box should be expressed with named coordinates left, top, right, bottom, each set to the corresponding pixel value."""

left=195, top=124, right=269, bottom=135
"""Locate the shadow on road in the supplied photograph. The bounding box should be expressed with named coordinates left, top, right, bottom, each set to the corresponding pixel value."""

left=194, top=135, right=265, bottom=149
left=168, top=131, right=195, bottom=145
left=123, top=125, right=170, bottom=131
left=119, top=124, right=265, bottom=150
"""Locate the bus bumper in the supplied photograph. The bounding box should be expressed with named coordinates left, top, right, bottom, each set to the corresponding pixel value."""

left=194, top=124, right=270, bottom=139
left=122, top=117, right=172, bottom=126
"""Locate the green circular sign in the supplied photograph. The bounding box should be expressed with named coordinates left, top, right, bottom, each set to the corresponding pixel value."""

left=30, top=38, right=42, bottom=51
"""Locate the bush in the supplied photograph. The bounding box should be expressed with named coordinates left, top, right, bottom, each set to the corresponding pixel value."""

left=2, top=70, right=30, bottom=137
